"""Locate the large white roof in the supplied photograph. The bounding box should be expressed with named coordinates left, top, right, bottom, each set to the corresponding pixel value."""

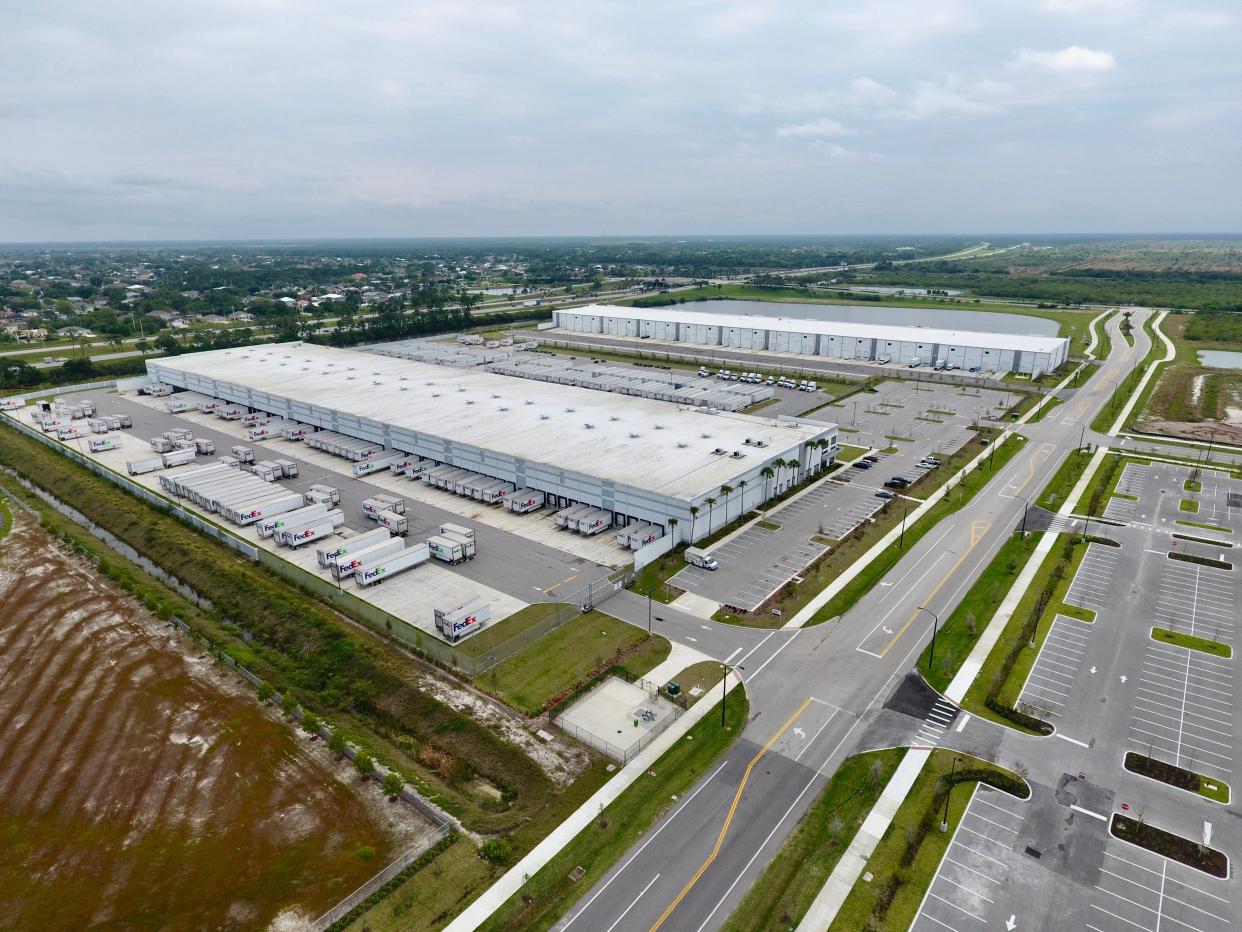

left=151, top=343, right=832, bottom=501
left=569, top=304, right=1069, bottom=354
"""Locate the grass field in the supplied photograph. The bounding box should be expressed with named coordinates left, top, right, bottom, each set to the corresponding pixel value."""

left=721, top=749, right=906, bottom=932
left=1175, top=518, right=1233, bottom=534
left=0, top=506, right=404, bottom=930
left=479, top=612, right=670, bottom=715
left=478, top=689, right=750, bottom=931
left=1151, top=627, right=1233, bottom=658
left=828, top=752, right=1029, bottom=932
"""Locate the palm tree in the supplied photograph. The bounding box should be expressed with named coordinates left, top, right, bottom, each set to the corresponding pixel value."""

left=689, top=505, right=700, bottom=539
left=737, top=478, right=748, bottom=514
left=720, top=484, right=734, bottom=523
left=704, top=496, right=718, bottom=533
left=760, top=466, right=775, bottom=502
left=667, top=516, right=679, bottom=542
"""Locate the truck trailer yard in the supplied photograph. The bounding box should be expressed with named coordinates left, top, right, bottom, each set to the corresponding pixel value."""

left=2, top=391, right=620, bottom=644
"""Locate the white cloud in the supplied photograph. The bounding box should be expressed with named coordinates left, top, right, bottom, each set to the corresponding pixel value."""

left=775, top=116, right=851, bottom=138
left=1009, top=45, right=1117, bottom=73
left=1041, top=0, right=1130, bottom=11
left=900, top=75, right=1012, bottom=119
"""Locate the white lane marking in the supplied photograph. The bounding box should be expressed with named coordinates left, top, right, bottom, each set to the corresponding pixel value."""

left=603, top=873, right=661, bottom=932
left=1057, top=734, right=1090, bottom=748
left=1070, top=804, right=1108, bottom=821
left=723, top=646, right=742, bottom=665
left=955, top=713, right=971, bottom=732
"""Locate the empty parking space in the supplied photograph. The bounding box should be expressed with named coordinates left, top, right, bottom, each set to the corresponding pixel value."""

left=1129, top=641, right=1235, bottom=781
left=1065, top=544, right=1123, bottom=614
left=1152, top=560, right=1236, bottom=646
left=1090, top=841, right=1232, bottom=932
left=1017, top=614, right=1092, bottom=721
left=911, top=786, right=1027, bottom=932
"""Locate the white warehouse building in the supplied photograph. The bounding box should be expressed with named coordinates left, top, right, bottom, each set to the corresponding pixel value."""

left=146, top=343, right=838, bottom=544
left=553, top=305, right=1070, bottom=375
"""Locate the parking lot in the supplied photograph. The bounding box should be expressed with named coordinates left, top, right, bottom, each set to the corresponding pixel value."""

left=1065, top=543, right=1122, bottom=616
left=1017, top=614, right=1093, bottom=721
left=1131, top=640, right=1235, bottom=783
left=668, top=380, right=1012, bottom=615
left=1152, top=558, right=1236, bottom=646
left=1090, top=838, right=1232, bottom=932
left=910, top=785, right=1028, bottom=932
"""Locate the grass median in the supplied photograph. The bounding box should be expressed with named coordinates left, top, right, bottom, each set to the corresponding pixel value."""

left=828, top=751, right=1029, bottom=932
left=804, top=431, right=1026, bottom=626
left=721, top=749, right=906, bottom=932
left=477, top=688, right=750, bottom=931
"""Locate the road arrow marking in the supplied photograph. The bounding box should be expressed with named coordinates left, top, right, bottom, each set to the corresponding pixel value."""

left=1090, top=666, right=1097, bottom=674
left=793, top=727, right=806, bottom=740
left=1120, top=675, right=1128, bottom=683
left=882, top=626, right=894, bottom=634
left=685, top=636, right=698, bottom=642
left=1006, top=915, right=1017, bottom=931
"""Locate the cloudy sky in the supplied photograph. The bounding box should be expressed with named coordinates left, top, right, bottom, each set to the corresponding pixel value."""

left=3, top=0, right=1239, bottom=240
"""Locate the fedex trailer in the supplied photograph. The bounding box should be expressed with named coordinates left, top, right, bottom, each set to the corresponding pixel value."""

left=434, top=598, right=491, bottom=643
left=162, top=449, right=197, bottom=468
left=272, top=459, right=299, bottom=479
left=305, top=484, right=341, bottom=506
left=280, top=424, right=313, bottom=441
left=439, top=522, right=475, bottom=542
left=361, top=495, right=405, bottom=519
left=0, top=398, right=24, bottom=411
left=427, top=535, right=470, bottom=565
left=315, top=526, right=392, bottom=568
left=352, top=455, right=400, bottom=477
left=88, top=436, right=120, bottom=452
left=126, top=457, right=164, bottom=475
left=374, top=511, right=408, bottom=536
left=330, top=536, right=405, bottom=579
left=256, top=501, right=328, bottom=538
left=194, top=438, right=216, bottom=455
left=355, top=543, right=431, bottom=587
left=227, top=491, right=306, bottom=526
left=230, top=445, right=255, bottom=464
left=275, top=510, right=345, bottom=548
left=505, top=489, right=545, bottom=514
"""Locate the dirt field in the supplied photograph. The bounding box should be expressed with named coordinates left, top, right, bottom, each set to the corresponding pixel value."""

left=0, top=507, right=417, bottom=931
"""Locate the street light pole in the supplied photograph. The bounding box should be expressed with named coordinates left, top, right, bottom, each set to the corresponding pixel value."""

left=647, top=591, right=652, bottom=634
left=941, top=756, right=961, bottom=832
left=899, top=506, right=909, bottom=549
left=1021, top=499, right=1029, bottom=535
left=918, top=606, right=939, bottom=673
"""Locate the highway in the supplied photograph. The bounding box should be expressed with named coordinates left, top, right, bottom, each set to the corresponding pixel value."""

left=557, top=309, right=1154, bottom=931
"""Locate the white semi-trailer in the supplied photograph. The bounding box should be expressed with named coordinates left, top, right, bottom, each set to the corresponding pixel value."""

left=275, top=510, right=345, bottom=548
left=227, top=491, right=306, bottom=526
left=126, top=457, right=164, bottom=475
left=374, top=510, right=408, bottom=536
left=315, top=526, right=392, bottom=568
left=439, top=522, right=475, bottom=541
left=304, top=484, right=341, bottom=506
left=256, top=502, right=329, bottom=538
left=505, top=489, right=545, bottom=514
left=352, top=455, right=401, bottom=477
left=330, top=537, right=405, bottom=580
left=427, top=534, right=471, bottom=565
left=355, top=543, right=431, bottom=587
left=434, top=598, right=491, bottom=643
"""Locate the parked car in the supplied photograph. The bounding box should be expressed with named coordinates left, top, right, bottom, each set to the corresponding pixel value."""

left=863, top=455, right=881, bottom=463
left=875, top=490, right=895, bottom=499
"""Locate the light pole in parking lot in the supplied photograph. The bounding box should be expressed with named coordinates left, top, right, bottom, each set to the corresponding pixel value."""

left=1021, top=499, right=1030, bottom=535
left=918, top=606, right=939, bottom=673
left=647, top=591, right=652, bottom=634
left=899, top=506, right=910, bottom=549
left=941, top=755, right=963, bottom=832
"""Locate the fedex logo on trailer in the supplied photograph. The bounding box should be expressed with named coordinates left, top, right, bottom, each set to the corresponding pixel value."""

left=452, top=615, right=479, bottom=635
left=242, top=510, right=261, bottom=519
left=293, top=528, right=316, bottom=540
left=361, top=566, right=386, bottom=584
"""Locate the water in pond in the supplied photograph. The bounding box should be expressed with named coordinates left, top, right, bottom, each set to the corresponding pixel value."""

left=1197, top=350, right=1242, bottom=369
left=663, top=299, right=1059, bottom=336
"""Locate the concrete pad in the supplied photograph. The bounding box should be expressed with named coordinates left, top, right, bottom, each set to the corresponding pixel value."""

left=556, top=676, right=679, bottom=761
left=671, top=591, right=722, bottom=619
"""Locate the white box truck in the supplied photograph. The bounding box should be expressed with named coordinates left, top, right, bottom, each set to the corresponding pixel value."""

left=355, top=543, right=430, bottom=587
left=434, top=598, right=491, bottom=643
left=315, top=526, right=391, bottom=568
left=685, top=547, right=719, bottom=570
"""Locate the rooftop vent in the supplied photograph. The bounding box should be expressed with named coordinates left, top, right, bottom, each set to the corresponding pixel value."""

left=465, top=400, right=475, bottom=405
left=677, top=441, right=688, bottom=448
left=399, top=386, right=408, bottom=391
left=756, top=440, right=768, bottom=448
left=525, top=400, right=534, bottom=405
left=372, top=380, right=382, bottom=386
left=540, top=414, right=550, bottom=420
left=653, top=423, right=664, bottom=430
left=712, top=448, right=726, bottom=456
left=731, top=451, right=745, bottom=459
left=629, top=431, right=640, bottom=438
left=431, top=392, right=441, bottom=397
left=499, top=406, right=509, bottom=411
left=583, top=423, right=595, bottom=429
left=701, top=432, right=712, bottom=439
left=457, top=386, right=467, bottom=392
left=565, top=407, right=575, bottom=413
left=492, top=393, right=501, bottom=398
left=346, top=376, right=355, bottom=381
left=610, top=416, right=620, bottom=422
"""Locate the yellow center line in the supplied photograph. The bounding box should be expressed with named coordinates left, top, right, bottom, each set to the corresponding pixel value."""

left=543, top=573, right=579, bottom=594
left=648, top=696, right=815, bottom=931
left=879, top=519, right=992, bottom=657
left=1009, top=446, right=1048, bottom=499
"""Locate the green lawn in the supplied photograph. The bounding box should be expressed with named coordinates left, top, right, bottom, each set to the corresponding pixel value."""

left=454, top=603, right=560, bottom=657
left=1180, top=498, right=1200, bottom=513
left=480, top=612, right=670, bottom=715
left=341, top=837, right=496, bottom=932
left=835, top=444, right=868, bottom=463
left=478, top=689, right=750, bottom=931
left=1151, top=627, right=1233, bottom=659
left=631, top=548, right=689, bottom=604
left=721, top=749, right=905, bottom=932
left=1185, top=479, right=1202, bottom=492
left=828, top=752, right=1029, bottom=932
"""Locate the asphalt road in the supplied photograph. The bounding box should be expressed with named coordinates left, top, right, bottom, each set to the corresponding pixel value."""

left=561, top=309, right=1173, bottom=931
